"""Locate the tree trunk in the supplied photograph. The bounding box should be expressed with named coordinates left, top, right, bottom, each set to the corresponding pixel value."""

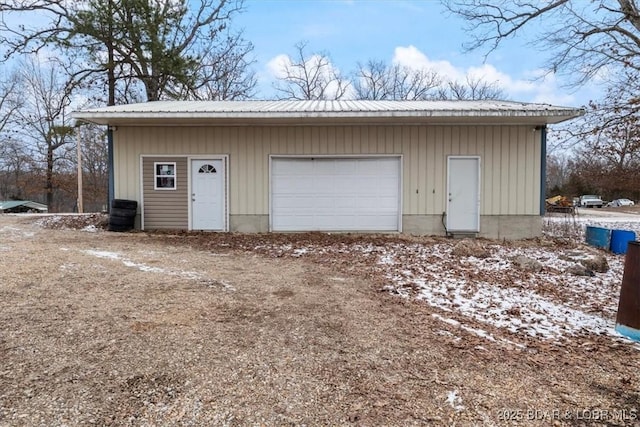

left=46, top=146, right=54, bottom=211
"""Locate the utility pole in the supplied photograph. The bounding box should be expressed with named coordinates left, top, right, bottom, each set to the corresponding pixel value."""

left=76, top=125, right=83, bottom=213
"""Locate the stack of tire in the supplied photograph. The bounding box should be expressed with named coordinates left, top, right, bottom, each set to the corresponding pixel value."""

left=108, top=199, right=138, bottom=232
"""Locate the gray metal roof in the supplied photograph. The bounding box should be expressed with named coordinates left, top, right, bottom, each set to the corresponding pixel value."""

left=72, top=100, right=584, bottom=126
left=0, top=200, right=48, bottom=211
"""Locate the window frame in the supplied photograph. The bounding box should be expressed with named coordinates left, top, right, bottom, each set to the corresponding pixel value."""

left=154, top=161, right=177, bottom=190
left=198, top=163, right=218, bottom=174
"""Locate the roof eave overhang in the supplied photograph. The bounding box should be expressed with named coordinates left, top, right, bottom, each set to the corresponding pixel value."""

left=72, top=110, right=584, bottom=127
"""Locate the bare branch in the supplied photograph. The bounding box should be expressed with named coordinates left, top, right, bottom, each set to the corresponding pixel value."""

left=352, top=60, right=441, bottom=100
left=273, top=41, right=350, bottom=100
left=0, top=0, right=254, bottom=103
left=442, top=0, right=640, bottom=87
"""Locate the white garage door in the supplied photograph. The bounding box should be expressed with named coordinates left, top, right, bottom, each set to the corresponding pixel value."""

left=271, top=157, right=401, bottom=231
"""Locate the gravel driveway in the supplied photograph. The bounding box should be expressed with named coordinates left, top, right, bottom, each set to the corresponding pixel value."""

left=1, top=214, right=639, bottom=426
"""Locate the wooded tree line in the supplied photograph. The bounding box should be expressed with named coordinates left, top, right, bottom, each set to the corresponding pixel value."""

left=546, top=77, right=640, bottom=201
left=0, top=0, right=255, bottom=211
left=1, top=0, right=639, bottom=211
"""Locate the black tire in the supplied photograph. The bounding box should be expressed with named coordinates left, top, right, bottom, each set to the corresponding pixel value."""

left=112, top=199, right=138, bottom=210
left=111, top=207, right=136, bottom=217
left=109, top=215, right=135, bottom=227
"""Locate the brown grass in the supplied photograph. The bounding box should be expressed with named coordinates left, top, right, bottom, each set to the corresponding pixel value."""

left=0, top=214, right=638, bottom=426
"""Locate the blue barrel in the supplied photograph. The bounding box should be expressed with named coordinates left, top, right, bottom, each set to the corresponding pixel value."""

left=610, top=230, right=637, bottom=255
left=585, top=226, right=611, bottom=250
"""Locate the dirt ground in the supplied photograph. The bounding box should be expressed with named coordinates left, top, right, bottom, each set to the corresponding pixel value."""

left=1, top=214, right=639, bottom=426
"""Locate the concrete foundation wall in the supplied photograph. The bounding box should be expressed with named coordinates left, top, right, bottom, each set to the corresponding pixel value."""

left=402, top=215, right=447, bottom=236
left=226, top=214, right=542, bottom=239
left=230, top=215, right=269, bottom=233
left=479, top=215, right=542, bottom=240
left=403, top=215, right=541, bottom=239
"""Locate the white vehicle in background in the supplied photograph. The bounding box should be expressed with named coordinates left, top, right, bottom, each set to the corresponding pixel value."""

left=607, top=198, right=635, bottom=207
left=579, top=194, right=604, bottom=208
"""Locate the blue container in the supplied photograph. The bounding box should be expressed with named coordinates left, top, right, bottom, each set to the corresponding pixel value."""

left=615, top=324, right=640, bottom=342
left=610, top=230, right=637, bottom=255
left=585, top=226, right=611, bottom=250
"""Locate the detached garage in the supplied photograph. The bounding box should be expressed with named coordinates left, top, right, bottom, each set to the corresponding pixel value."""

left=73, top=100, right=583, bottom=239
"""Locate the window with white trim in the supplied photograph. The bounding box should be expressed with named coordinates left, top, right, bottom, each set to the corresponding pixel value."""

left=154, top=162, right=176, bottom=190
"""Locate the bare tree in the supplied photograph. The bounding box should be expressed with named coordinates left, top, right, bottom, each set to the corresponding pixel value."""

left=437, top=75, right=506, bottom=100
left=591, top=106, right=640, bottom=172
left=554, top=74, right=640, bottom=200
left=0, top=138, right=35, bottom=200
left=75, top=124, right=109, bottom=212
left=386, top=64, right=441, bottom=100
left=567, top=144, right=640, bottom=201
left=0, top=74, right=21, bottom=136
left=546, top=153, right=571, bottom=195
left=169, top=30, right=257, bottom=100
left=353, top=60, right=442, bottom=100
left=273, top=41, right=349, bottom=100
left=0, top=0, right=253, bottom=104
left=352, top=60, right=391, bottom=100
left=353, top=59, right=503, bottom=101
left=0, top=72, right=33, bottom=200
left=11, top=57, right=76, bottom=210
left=443, top=0, right=640, bottom=89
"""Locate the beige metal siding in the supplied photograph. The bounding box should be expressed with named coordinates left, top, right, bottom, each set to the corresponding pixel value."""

left=141, top=156, right=188, bottom=229
left=113, top=125, right=542, bottom=220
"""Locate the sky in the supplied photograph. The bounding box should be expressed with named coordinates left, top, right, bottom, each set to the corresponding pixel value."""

left=235, top=0, right=603, bottom=107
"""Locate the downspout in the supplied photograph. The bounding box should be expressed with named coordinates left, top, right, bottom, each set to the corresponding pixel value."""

left=539, top=125, right=547, bottom=216
left=107, top=126, right=115, bottom=212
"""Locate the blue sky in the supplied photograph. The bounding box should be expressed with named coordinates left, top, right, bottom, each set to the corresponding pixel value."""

left=236, top=0, right=603, bottom=106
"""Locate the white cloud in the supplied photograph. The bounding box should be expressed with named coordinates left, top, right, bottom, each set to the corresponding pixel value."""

left=393, top=45, right=460, bottom=79
left=263, top=44, right=591, bottom=105
left=266, top=54, right=291, bottom=80
left=392, top=45, right=580, bottom=105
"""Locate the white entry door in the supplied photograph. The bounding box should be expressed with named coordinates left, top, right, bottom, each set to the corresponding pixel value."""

left=191, top=159, right=225, bottom=230
left=447, top=156, right=480, bottom=233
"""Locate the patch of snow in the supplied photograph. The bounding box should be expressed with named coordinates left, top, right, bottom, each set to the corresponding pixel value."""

left=59, top=263, right=80, bottom=272
left=378, top=254, right=395, bottom=265
left=432, top=314, right=524, bottom=349
left=446, top=390, right=465, bottom=412
left=392, top=245, right=620, bottom=341
left=86, top=250, right=121, bottom=260
left=292, top=248, right=309, bottom=257
left=218, top=280, right=236, bottom=291
left=81, top=249, right=231, bottom=287
left=121, top=259, right=165, bottom=273
left=0, top=226, right=35, bottom=239
left=82, top=225, right=98, bottom=232
left=257, top=219, right=635, bottom=346
left=382, top=283, right=410, bottom=298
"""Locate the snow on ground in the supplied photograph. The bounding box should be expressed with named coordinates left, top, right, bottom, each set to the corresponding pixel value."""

left=377, top=241, right=625, bottom=343
left=446, top=390, right=465, bottom=412
left=544, top=210, right=640, bottom=241
left=15, top=211, right=640, bottom=347
left=81, top=249, right=236, bottom=290
left=252, top=213, right=640, bottom=347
